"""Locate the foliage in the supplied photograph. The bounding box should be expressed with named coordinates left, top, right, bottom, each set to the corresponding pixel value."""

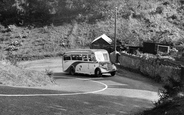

left=0, top=0, right=110, bottom=26
left=45, top=68, right=53, bottom=77
left=156, top=78, right=183, bottom=106
left=1, top=0, right=184, bottom=60
left=141, top=77, right=184, bottom=115
left=0, top=63, right=54, bottom=86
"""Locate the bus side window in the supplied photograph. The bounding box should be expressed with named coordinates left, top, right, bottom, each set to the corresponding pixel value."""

left=70, top=55, right=83, bottom=60
left=82, top=55, right=88, bottom=61
left=103, top=53, right=109, bottom=61
left=64, top=55, right=71, bottom=60
left=77, top=55, right=82, bottom=60
left=91, top=54, right=96, bottom=62
left=72, top=55, right=77, bottom=60
left=88, top=55, right=92, bottom=61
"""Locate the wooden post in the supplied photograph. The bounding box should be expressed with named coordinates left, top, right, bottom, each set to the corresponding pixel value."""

left=114, top=7, right=117, bottom=63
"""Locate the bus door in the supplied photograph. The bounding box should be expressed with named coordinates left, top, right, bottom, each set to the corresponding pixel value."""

left=88, top=54, right=98, bottom=74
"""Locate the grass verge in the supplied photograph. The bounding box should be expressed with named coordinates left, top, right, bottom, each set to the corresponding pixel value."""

left=0, top=61, right=54, bottom=87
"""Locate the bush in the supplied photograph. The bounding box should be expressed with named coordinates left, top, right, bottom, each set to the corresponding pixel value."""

left=155, top=77, right=183, bottom=107
left=6, top=52, right=20, bottom=66
left=0, top=64, right=54, bottom=87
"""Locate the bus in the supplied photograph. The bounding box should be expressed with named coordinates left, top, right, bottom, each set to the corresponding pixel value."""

left=62, top=49, right=117, bottom=76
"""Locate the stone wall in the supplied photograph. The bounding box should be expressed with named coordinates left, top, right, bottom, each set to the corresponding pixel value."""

left=119, top=54, right=141, bottom=70
left=119, top=53, right=182, bottom=84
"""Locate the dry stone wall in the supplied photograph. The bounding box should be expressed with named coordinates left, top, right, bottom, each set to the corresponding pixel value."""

left=119, top=53, right=182, bottom=84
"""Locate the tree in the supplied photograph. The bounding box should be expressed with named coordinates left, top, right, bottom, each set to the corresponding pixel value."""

left=0, top=0, right=58, bottom=26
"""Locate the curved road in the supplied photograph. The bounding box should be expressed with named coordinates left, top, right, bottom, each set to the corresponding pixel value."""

left=0, top=57, right=161, bottom=115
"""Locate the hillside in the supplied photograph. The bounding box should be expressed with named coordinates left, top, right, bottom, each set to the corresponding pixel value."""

left=0, top=0, right=184, bottom=61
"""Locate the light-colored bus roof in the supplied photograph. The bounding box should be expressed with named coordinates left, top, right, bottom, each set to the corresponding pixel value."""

left=64, top=49, right=108, bottom=55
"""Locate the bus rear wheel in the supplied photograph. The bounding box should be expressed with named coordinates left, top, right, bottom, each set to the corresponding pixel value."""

left=95, top=69, right=102, bottom=77
left=69, top=67, right=75, bottom=75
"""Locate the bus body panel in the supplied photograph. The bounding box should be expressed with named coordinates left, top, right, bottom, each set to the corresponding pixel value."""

left=88, top=62, right=99, bottom=74
left=62, top=60, right=75, bottom=72
left=75, top=62, right=89, bottom=74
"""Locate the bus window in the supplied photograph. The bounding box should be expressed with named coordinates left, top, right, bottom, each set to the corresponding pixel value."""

left=103, top=53, right=109, bottom=61
left=82, top=55, right=88, bottom=61
left=90, top=54, right=96, bottom=62
left=95, top=52, right=109, bottom=62
left=71, top=55, right=82, bottom=60
left=77, top=55, right=82, bottom=60
left=95, top=52, right=104, bottom=61
left=72, top=55, right=77, bottom=60
left=88, top=55, right=92, bottom=61
left=64, top=55, right=71, bottom=60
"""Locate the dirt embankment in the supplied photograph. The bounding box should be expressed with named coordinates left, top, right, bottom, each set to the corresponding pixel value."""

left=0, top=60, right=54, bottom=87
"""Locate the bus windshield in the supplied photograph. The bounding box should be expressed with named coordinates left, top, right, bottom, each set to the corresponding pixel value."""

left=95, top=52, right=109, bottom=62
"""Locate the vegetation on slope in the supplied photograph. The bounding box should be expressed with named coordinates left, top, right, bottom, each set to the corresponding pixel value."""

left=0, top=0, right=184, bottom=60
left=0, top=61, right=54, bottom=87
left=140, top=77, right=184, bottom=115
left=1, top=0, right=184, bottom=46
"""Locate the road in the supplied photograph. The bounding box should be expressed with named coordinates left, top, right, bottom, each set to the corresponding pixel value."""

left=0, top=58, right=161, bottom=115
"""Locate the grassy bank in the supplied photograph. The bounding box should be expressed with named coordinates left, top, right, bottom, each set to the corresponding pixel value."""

left=0, top=60, right=54, bottom=87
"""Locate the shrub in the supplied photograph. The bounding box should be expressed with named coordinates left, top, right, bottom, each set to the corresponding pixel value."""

left=6, top=52, right=19, bottom=66
left=156, top=77, right=184, bottom=107
left=0, top=64, right=54, bottom=87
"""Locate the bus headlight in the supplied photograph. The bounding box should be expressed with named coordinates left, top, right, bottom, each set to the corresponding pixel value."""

left=112, top=64, right=117, bottom=70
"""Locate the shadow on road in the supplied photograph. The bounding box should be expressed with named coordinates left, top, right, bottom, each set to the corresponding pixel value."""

left=52, top=72, right=112, bottom=80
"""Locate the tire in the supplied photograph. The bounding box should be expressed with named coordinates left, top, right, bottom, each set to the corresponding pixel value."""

left=95, top=69, right=102, bottom=77
left=110, top=71, right=116, bottom=76
left=69, top=67, right=75, bottom=75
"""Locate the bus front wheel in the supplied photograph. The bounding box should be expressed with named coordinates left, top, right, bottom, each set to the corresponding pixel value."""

left=95, top=69, right=102, bottom=77
left=69, top=67, right=75, bottom=75
left=110, top=71, right=116, bottom=76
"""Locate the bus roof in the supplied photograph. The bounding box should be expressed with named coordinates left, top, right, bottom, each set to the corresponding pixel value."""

left=63, top=49, right=108, bottom=55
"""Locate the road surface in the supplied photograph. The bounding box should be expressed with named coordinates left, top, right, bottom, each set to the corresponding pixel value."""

left=0, top=57, right=161, bottom=115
